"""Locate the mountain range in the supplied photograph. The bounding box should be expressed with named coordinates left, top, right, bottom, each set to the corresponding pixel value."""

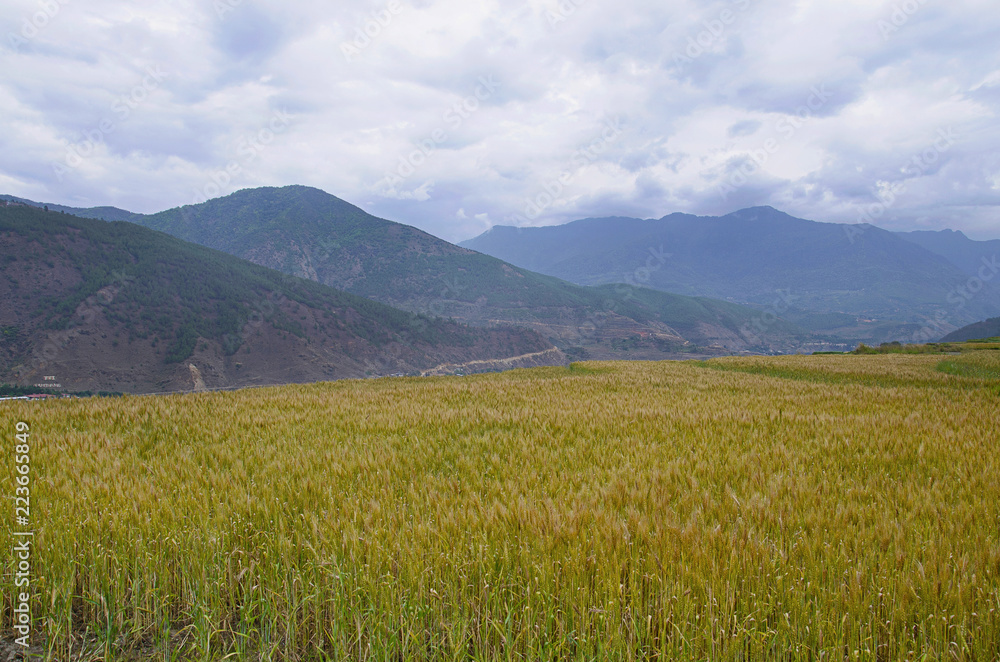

left=461, top=207, right=1000, bottom=342
left=87, top=187, right=814, bottom=357
left=0, top=194, right=143, bottom=223
left=0, top=204, right=558, bottom=393
left=6, top=186, right=997, bottom=388
left=894, top=229, right=1000, bottom=277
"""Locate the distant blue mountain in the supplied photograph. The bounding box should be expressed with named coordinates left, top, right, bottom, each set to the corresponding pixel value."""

left=461, top=207, right=1000, bottom=341
left=895, top=229, right=1000, bottom=277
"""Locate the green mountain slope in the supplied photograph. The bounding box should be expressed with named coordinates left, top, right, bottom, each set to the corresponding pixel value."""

left=0, top=205, right=558, bottom=393
left=128, top=186, right=815, bottom=355
left=136, top=186, right=632, bottom=313
left=939, top=317, right=1000, bottom=342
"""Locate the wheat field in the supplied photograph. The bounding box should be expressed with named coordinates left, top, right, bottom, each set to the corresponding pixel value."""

left=2, top=353, right=999, bottom=660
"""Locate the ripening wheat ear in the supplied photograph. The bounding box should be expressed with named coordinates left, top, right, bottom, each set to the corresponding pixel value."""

left=9, top=354, right=1000, bottom=660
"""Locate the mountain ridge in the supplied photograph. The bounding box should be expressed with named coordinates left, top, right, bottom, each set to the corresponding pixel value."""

left=895, top=229, right=1000, bottom=278
left=16, top=188, right=996, bottom=350
left=0, top=204, right=560, bottom=393
left=461, top=207, right=1000, bottom=342
left=939, top=316, right=1000, bottom=343
left=123, top=186, right=815, bottom=356
left=1, top=194, right=143, bottom=223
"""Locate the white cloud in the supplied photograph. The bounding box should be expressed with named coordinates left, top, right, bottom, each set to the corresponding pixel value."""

left=0, top=0, right=998, bottom=241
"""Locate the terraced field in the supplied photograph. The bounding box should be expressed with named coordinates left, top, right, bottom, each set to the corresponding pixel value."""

left=2, top=351, right=999, bottom=660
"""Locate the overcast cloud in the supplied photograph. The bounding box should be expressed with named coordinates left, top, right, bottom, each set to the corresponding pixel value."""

left=1, top=0, right=999, bottom=241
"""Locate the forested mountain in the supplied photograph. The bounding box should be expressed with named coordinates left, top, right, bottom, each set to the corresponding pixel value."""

left=0, top=205, right=558, bottom=393
left=1, top=194, right=142, bottom=222
left=126, top=186, right=815, bottom=356
left=940, top=317, right=1000, bottom=342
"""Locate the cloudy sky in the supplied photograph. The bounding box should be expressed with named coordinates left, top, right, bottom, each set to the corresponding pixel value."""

left=2, top=0, right=999, bottom=242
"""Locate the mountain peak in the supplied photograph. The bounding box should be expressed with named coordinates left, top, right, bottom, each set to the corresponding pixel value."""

left=460, top=204, right=1000, bottom=343
left=0, top=204, right=557, bottom=392
left=722, top=206, right=796, bottom=222
left=191, top=184, right=357, bottom=208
